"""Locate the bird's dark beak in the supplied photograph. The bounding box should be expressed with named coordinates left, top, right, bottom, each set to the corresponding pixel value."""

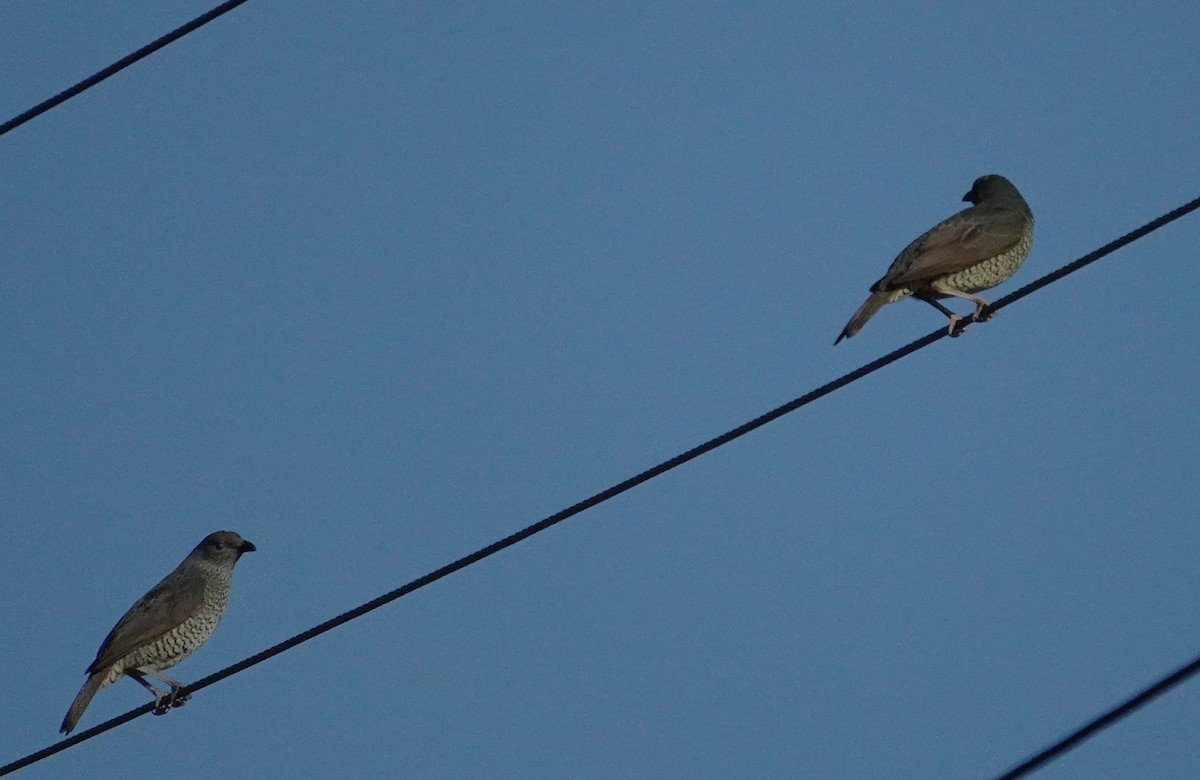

left=962, top=190, right=972, bottom=202
left=240, top=540, right=257, bottom=553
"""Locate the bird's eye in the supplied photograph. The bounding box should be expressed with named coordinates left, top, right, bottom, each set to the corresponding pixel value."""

left=213, top=542, right=225, bottom=550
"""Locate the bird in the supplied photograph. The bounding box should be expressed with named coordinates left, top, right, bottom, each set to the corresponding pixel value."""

left=60, top=531, right=256, bottom=735
left=835, top=174, right=1034, bottom=344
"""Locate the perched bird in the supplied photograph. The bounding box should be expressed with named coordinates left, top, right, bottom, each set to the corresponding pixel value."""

left=835, top=174, right=1034, bottom=343
left=60, top=531, right=256, bottom=735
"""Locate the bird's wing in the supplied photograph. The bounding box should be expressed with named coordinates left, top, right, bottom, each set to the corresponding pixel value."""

left=86, top=570, right=204, bottom=674
left=877, top=206, right=1027, bottom=290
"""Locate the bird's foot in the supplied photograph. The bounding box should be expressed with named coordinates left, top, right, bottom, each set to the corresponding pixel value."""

left=947, top=315, right=972, bottom=337
left=974, top=302, right=995, bottom=323
left=152, top=693, right=172, bottom=716
left=169, top=688, right=190, bottom=709
left=149, top=687, right=190, bottom=715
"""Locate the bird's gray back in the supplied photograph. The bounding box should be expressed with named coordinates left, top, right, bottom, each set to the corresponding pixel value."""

left=876, top=203, right=1032, bottom=291
left=86, top=560, right=224, bottom=675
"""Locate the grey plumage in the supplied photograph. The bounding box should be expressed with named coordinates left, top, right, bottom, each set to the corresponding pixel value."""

left=835, top=174, right=1034, bottom=343
left=60, top=531, right=255, bottom=734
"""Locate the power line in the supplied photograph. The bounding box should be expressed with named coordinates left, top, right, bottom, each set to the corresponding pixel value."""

left=0, top=0, right=253, bottom=138
left=3, top=193, right=1196, bottom=777
left=989, top=652, right=1200, bottom=780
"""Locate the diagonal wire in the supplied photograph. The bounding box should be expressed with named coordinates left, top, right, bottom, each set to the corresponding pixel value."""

left=3, top=194, right=1198, bottom=777
left=0, top=0, right=253, bottom=138
left=989, top=652, right=1200, bottom=780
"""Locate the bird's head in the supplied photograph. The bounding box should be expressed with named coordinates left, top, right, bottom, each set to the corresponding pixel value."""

left=963, top=174, right=1020, bottom=205
left=193, top=530, right=256, bottom=564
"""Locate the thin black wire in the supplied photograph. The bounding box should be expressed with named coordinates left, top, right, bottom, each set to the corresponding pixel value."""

left=3, top=194, right=1198, bottom=777
left=990, top=652, right=1200, bottom=780
left=0, top=0, right=253, bottom=138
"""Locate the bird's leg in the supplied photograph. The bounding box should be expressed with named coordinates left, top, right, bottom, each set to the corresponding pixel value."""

left=914, top=293, right=970, bottom=337
left=930, top=285, right=995, bottom=322
left=141, top=669, right=191, bottom=708
left=915, top=293, right=958, bottom=319
left=127, top=670, right=174, bottom=715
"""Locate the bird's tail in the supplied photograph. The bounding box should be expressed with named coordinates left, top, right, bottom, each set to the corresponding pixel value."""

left=835, top=291, right=890, bottom=344
left=61, top=670, right=107, bottom=734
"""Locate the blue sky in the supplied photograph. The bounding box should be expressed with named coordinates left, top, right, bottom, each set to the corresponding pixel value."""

left=2, top=2, right=1199, bottom=778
